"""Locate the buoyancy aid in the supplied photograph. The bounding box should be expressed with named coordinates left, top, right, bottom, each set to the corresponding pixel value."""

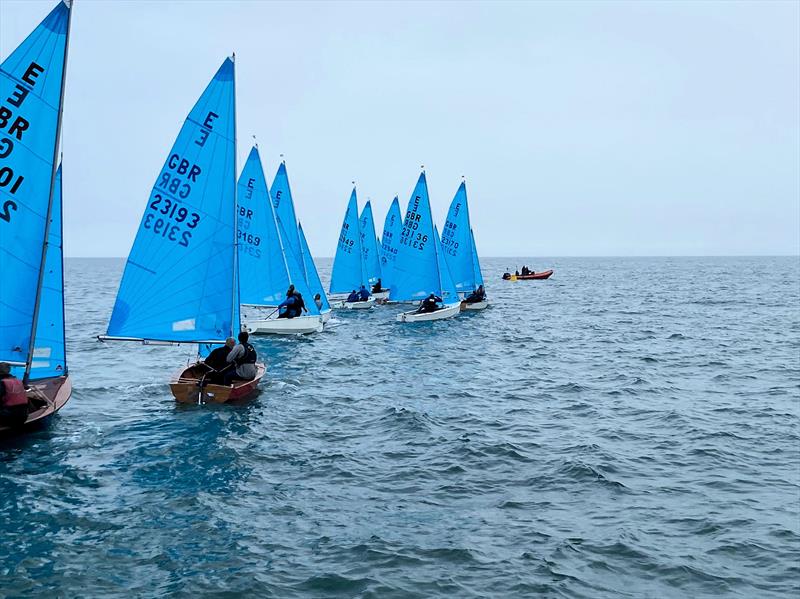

left=1, top=378, right=28, bottom=407
left=236, top=343, right=257, bottom=365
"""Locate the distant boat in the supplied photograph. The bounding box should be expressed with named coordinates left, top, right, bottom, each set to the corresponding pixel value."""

left=503, top=270, right=554, bottom=281
left=1, top=1, right=73, bottom=432
left=238, top=147, right=322, bottom=335
left=379, top=196, right=402, bottom=294
left=442, top=181, right=487, bottom=311
left=271, top=160, right=331, bottom=323
left=100, top=57, right=265, bottom=403
left=392, top=173, right=461, bottom=322
left=359, top=200, right=386, bottom=299
left=330, top=188, right=375, bottom=309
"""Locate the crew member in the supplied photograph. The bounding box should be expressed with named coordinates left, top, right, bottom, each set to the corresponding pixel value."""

left=464, top=285, right=486, bottom=303
left=357, top=285, right=370, bottom=301
left=372, top=278, right=383, bottom=294
left=224, top=331, right=258, bottom=384
left=417, top=293, right=442, bottom=313
left=0, top=362, right=28, bottom=428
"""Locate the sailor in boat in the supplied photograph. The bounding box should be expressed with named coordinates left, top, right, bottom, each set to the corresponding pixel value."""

left=205, top=338, right=235, bottom=371
left=464, top=284, right=486, bottom=304
left=357, top=285, right=371, bottom=301
left=224, top=332, right=258, bottom=385
left=346, top=290, right=360, bottom=303
left=515, top=269, right=520, bottom=276
left=417, top=293, right=443, bottom=314
left=0, top=362, right=28, bottom=428
left=371, top=278, right=383, bottom=294
left=277, top=287, right=308, bottom=319
left=314, top=294, right=324, bottom=311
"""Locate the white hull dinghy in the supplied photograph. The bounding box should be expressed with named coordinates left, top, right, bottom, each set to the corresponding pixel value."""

left=245, top=314, right=323, bottom=335
left=372, top=290, right=390, bottom=301
left=332, top=298, right=376, bottom=310
left=397, top=302, right=461, bottom=322
left=461, top=300, right=489, bottom=311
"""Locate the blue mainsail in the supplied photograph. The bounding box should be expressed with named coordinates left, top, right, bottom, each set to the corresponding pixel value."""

left=0, top=1, right=70, bottom=368
left=441, top=181, right=479, bottom=293
left=358, top=201, right=382, bottom=286
left=389, top=173, right=440, bottom=301
left=22, top=164, right=66, bottom=379
left=470, top=229, right=484, bottom=288
left=298, top=222, right=330, bottom=311
left=379, top=196, right=402, bottom=289
left=270, top=162, right=303, bottom=274
left=237, top=146, right=290, bottom=305
left=434, top=226, right=460, bottom=304
left=106, top=58, right=238, bottom=342
left=329, top=189, right=365, bottom=294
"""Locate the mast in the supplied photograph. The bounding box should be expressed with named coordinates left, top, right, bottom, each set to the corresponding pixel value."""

left=25, top=0, right=72, bottom=384
left=231, top=52, right=238, bottom=337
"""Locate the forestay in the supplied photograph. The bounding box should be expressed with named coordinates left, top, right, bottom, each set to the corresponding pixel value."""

left=0, top=1, right=69, bottom=368
left=470, top=229, right=484, bottom=288
left=237, top=145, right=290, bottom=304
left=434, top=226, right=460, bottom=304
left=358, top=201, right=381, bottom=286
left=442, top=181, right=479, bottom=293
left=298, top=222, right=330, bottom=311
left=389, top=173, right=440, bottom=301
left=106, top=58, right=238, bottom=343
left=329, top=189, right=365, bottom=294
left=379, top=196, right=401, bottom=289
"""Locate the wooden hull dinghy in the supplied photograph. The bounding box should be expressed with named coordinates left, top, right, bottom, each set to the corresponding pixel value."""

left=170, top=363, right=266, bottom=404
left=244, top=314, right=323, bottom=335
left=0, top=376, right=72, bottom=434
left=397, top=302, right=461, bottom=322
left=461, top=300, right=489, bottom=311
left=503, top=269, right=554, bottom=280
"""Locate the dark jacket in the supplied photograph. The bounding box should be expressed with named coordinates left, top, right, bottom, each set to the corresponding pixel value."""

left=205, top=345, right=231, bottom=371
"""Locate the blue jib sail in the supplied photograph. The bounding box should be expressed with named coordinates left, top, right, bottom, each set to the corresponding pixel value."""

left=298, top=222, right=330, bottom=311
left=379, top=196, right=401, bottom=289
left=0, top=1, right=69, bottom=367
left=20, top=163, right=66, bottom=379
left=107, top=58, right=238, bottom=343
left=237, top=145, right=290, bottom=305
left=270, top=162, right=303, bottom=276
left=329, top=188, right=364, bottom=294
left=276, top=215, right=320, bottom=315
left=442, top=181, right=478, bottom=293
left=389, top=173, right=440, bottom=301
left=470, top=229, right=484, bottom=288
left=434, top=225, right=460, bottom=304
left=358, top=201, right=382, bottom=286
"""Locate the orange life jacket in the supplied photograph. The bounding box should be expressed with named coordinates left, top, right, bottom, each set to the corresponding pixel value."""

left=1, top=378, right=27, bottom=407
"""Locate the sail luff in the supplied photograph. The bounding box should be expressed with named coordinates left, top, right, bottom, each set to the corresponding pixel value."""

left=230, top=53, right=239, bottom=337
left=24, top=0, right=72, bottom=383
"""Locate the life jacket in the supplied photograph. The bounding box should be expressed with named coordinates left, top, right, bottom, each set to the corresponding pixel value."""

left=236, top=343, right=257, bottom=365
left=1, top=378, right=28, bottom=408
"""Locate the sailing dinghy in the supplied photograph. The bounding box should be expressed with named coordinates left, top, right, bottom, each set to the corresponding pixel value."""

left=330, top=188, right=375, bottom=310
left=392, top=173, right=461, bottom=322
left=1, top=1, right=73, bottom=432
left=359, top=201, right=386, bottom=300
left=271, top=160, right=331, bottom=324
left=100, top=57, right=264, bottom=403
left=442, top=181, right=488, bottom=311
left=238, top=148, right=322, bottom=335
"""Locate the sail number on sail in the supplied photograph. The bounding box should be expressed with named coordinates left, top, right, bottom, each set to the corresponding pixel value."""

left=440, top=220, right=459, bottom=256
left=0, top=62, right=46, bottom=223
left=143, top=153, right=204, bottom=247
left=400, top=195, right=428, bottom=251
left=237, top=177, right=262, bottom=258
left=338, top=222, right=355, bottom=254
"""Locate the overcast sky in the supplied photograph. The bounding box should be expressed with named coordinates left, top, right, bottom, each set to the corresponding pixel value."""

left=2, top=0, right=798, bottom=257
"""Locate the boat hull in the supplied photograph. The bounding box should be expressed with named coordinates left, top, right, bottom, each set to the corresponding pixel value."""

left=332, top=298, right=376, bottom=310
left=372, top=290, right=390, bottom=301
left=397, top=302, right=461, bottom=322
left=170, top=363, right=266, bottom=404
left=245, top=314, right=323, bottom=335
left=321, top=309, right=332, bottom=323
left=0, top=375, right=72, bottom=434
left=461, top=300, right=489, bottom=311
left=504, top=269, right=554, bottom=280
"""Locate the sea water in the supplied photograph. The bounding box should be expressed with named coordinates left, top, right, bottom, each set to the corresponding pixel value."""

left=1, top=256, right=798, bottom=597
